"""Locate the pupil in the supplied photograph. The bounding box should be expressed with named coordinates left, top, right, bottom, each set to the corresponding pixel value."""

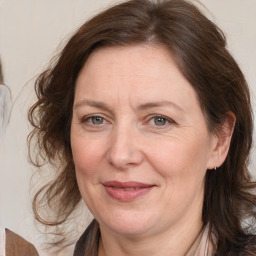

left=93, top=116, right=103, bottom=124
left=155, top=117, right=166, bottom=126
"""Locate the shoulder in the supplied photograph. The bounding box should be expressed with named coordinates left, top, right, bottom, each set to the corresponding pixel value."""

left=5, top=229, right=39, bottom=256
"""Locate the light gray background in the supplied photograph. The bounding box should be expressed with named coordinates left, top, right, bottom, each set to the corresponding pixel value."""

left=0, top=0, right=255, bottom=255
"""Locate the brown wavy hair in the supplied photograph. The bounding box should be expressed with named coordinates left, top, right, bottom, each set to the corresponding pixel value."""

left=28, top=0, right=256, bottom=254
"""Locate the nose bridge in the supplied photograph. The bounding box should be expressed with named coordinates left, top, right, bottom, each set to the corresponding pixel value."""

left=107, top=119, right=143, bottom=169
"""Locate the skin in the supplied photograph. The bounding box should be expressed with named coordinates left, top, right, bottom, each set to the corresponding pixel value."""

left=71, top=44, right=232, bottom=256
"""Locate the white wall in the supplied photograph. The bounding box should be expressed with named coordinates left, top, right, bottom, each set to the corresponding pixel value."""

left=0, top=0, right=255, bottom=255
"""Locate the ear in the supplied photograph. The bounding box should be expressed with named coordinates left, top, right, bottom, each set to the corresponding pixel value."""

left=207, top=111, right=236, bottom=170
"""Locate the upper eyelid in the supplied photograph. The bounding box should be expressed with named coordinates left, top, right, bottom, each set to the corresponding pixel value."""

left=80, top=116, right=109, bottom=127
left=79, top=113, right=175, bottom=124
left=146, top=114, right=175, bottom=122
left=80, top=113, right=110, bottom=122
left=85, top=116, right=105, bottom=121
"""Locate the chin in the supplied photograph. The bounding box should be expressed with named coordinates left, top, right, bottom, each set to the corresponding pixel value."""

left=97, top=210, right=158, bottom=237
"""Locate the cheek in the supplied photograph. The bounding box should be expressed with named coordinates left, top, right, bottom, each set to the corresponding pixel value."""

left=145, top=132, right=211, bottom=184
left=146, top=137, right=209, bottom=214
left=71, top=134, right=105, bottom=178
left=71, top=135, right=106, bottom=208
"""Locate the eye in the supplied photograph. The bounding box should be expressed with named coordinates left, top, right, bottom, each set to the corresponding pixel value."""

left=148, top=115, right=174, bottom=127
left=90, top=116, right=105, bottom=125
left=81, top=115, right=107, bottom=125
left=153, top=116, right=168, bottom=126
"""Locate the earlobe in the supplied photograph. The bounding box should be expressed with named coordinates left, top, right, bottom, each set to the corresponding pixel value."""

left=208, top=111, right=236, bottom=170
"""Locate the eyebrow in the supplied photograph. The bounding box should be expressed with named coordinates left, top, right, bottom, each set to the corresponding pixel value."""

left=137, top=101, right=184, bottom=113
left=74, top=99, right=184, bottom=113
left=74, top=99, right=113, bottom=112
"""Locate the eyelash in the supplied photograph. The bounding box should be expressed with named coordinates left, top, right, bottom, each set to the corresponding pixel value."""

left=80, top=115, right=108, bottom=125
left=80, top=114, right=175, bottom=128
left=147, top=114, right=175, bottom=127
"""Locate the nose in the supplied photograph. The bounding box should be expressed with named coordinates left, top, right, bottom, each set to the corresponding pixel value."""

left=107, top=125, right=144, bottom=169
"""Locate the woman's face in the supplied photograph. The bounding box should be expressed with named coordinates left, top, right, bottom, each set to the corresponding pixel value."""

left=71, top=45, right=218, bottom=238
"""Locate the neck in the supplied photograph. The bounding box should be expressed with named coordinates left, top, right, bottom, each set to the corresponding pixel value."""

left=98, top=216, right=203, bottom=256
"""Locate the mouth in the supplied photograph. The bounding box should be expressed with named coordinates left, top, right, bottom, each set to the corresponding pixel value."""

left=102, top=181, right=155, bottom=202
left=115, top=187, right=142, bottom=191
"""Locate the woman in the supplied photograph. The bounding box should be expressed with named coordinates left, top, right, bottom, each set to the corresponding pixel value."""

left=0, top=60, right=39, bottom=256
left=29, top=0, right=256, bottom=255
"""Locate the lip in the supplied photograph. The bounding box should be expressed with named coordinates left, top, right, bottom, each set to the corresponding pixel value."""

left=102, top=181, right=155, bottom=202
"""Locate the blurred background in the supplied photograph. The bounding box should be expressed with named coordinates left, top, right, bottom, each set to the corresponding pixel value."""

left=0, top=0, right=255, bottom=255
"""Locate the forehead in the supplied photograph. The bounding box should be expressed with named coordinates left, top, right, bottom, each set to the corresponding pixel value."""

left=83, top=44, right=175, bottom=77
left=75, top=44, right=200, bottom=114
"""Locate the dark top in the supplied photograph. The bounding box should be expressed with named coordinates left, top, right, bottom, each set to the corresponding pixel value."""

left=74, top=220, right=100, bottom=256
